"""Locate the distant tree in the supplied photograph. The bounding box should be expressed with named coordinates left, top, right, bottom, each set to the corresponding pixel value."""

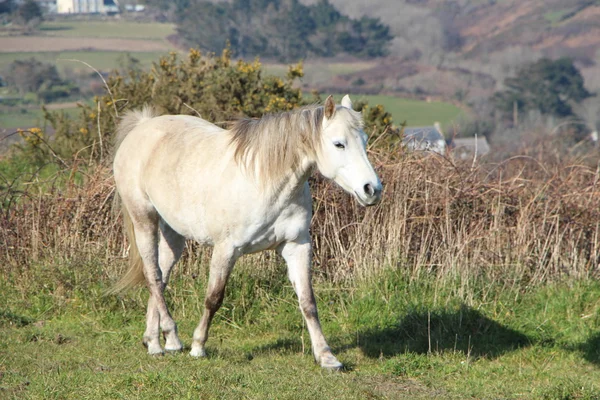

left=0, top=0, right=16, bottom=15
left=174, top=0, right=392, bottom=61
left=4, top=58, right=78, bottom=102
left=145, top=0, right=190, bottom=22
left=436, top=7, right=463, bottom=51
left=494, top=58, right=592, bottom=120
left=145, top=0, right=189, bottom=15
left=336, top=16, right=392, bottom=58
left=15, top=0, right=43, bottom=25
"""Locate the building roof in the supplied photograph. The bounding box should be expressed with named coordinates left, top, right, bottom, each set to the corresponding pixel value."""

left=402, top=126, right=446, bottom=154
left=451, top=136, right=490, bottom=158
left=403, top=126, right=445, bottom=143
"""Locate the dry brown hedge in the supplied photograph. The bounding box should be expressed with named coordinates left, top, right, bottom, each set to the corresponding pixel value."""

left=3, top=144, right=599, bottom=287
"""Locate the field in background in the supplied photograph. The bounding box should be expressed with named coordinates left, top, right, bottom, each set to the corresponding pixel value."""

left=0, top=18, right=463, bottom=134
left=0, top=21, right=175, bottom=53
left=0, top=51, right=169, bottom=74
left=0, top=19, right=177, bottom=134
left=0, top=106, right=82, bottom=132
left=38, top=20, right=177, bottom=40
left=264, top=60, right=377, bottom=86
left=0, top=93, right=462, bottom=132
left=336, top=94, right=463, bottom=127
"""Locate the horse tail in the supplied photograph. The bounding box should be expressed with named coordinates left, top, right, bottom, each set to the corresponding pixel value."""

left=113, top=105, right=158, bottom=154
left=107, top=106, right=159, bottom=295
left=107, top=206, right=146, bottom=294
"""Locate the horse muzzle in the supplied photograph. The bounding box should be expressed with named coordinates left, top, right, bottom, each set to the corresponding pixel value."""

left=355, top=182, right=382, bottom=207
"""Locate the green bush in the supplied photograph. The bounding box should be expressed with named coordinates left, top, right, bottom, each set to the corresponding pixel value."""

left=28, top=49, right=305, bottom=164
left=22, top=48, right=398, bottom=166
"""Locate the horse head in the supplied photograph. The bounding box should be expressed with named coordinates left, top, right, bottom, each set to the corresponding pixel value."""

left=316, top=95, right=382, bottom=206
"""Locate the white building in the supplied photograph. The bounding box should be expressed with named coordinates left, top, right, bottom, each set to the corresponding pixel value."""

left=56, top=0, right=119, bottom=14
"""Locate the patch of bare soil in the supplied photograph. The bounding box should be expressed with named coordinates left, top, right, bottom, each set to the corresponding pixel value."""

left=0, top=36, right=173, bottom=53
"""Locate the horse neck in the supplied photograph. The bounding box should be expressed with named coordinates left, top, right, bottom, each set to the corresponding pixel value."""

left=266, top=156, right=314, bottom=205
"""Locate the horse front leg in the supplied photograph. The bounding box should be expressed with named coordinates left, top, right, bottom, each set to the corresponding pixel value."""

left=278, top=240, right=343, bottom=370
left=190, top=245, right=238, bottom=357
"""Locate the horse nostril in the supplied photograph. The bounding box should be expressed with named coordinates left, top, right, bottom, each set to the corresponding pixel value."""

left=364, top=183, right=374, bottom=196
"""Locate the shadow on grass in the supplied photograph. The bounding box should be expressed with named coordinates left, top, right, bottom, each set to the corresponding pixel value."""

left=0, top=309, right=33, bottom=328
left=245, top=304, right=600, bottom=367
left=350, top=305, right=531, bottom=360
left=251, top=337, right=303, bottom=355
left=580, top=332, right=600, bottom=366
left=248, top=305, right=532, bottom=362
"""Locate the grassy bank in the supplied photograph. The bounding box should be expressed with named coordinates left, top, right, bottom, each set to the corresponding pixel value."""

left=340, top=94, right=463, bottom=127
left=1, top=264, right=599, bottom=399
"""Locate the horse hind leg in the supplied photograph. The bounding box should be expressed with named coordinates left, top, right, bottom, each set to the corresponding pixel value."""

left=157, top=219, right=185, bottom=351
left=190, top=245, right=238, bottom=357
left=129, top=207, right=179, bottom=355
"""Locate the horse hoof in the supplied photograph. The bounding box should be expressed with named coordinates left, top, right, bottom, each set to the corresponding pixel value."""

left=189, top=347, right=207, bottom=358
left=165, top=339, right=183, bottom=352
left=320, top=354, right=343, bottom=371
left=147, top=346, right=164, bottom=356
left=143, top=338, right=164, bottom=355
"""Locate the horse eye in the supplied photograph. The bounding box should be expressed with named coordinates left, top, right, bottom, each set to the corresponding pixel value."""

left=334, top=142, right=346, bottom=150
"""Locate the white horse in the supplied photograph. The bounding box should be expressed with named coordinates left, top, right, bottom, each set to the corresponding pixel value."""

left=111, top=95, right=382, bottom=370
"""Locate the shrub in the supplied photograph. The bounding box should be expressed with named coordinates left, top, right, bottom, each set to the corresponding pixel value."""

left=24, top=48, right=305, bottom=165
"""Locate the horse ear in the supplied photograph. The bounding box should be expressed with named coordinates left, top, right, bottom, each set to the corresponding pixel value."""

left=324, top=95, right=336, bottom=119
left=341, top=94, right=353, bottom=110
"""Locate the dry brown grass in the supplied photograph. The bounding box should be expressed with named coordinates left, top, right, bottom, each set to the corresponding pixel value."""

left=1, top=164, right=122, bottom=274
left=313, top=147, right=600, bottom=286
left=2, top=141, right=599, bottom=289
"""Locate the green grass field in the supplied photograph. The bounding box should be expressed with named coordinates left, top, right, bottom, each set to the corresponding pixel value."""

left=300, top=93, right=463, bottom=127
left=0, top=91, right=461, bottom=132
left=0, top=51, right=171, bottom=75
left=0, top=106, right=84, bottom=131
left=0, top=109, right=47, bottom=131
left=334, top=94, right=463, bottom=127
left=1, top=263, right=599, bottom=399
left=264, top=61, right=377, bottom=85
left=39, top=20, right=176, bottom=40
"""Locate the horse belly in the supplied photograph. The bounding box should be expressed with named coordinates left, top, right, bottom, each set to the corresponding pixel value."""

left=236, top=203, right=310, bottom=254
left=168, top=214, right=214, bottom=245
